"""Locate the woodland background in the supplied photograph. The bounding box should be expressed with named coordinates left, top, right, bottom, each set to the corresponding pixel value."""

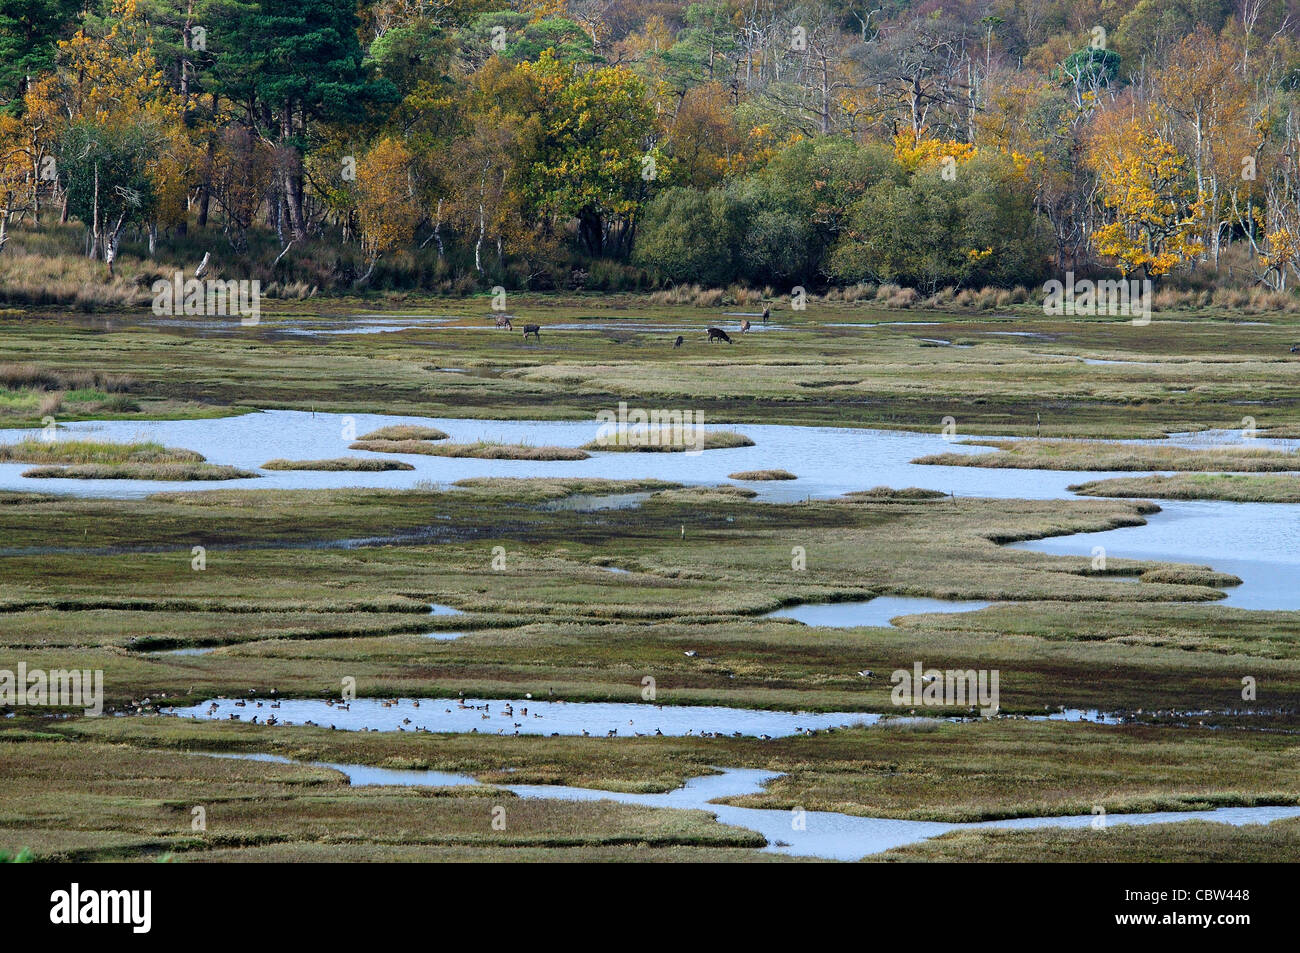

left=0, top=0, right=1298, bottom=303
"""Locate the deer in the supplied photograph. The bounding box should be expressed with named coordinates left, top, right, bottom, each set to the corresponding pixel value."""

left=522, top=324, right=541, bottom=340
left=708, top=327, right=732, bottom=343
left=673, top=335, right=684, bottom=348
left=494, top=315, right=512, bottom=330
left=740, top=319, right=751, bottom=333
left=762, top=306, right=770, bottom=323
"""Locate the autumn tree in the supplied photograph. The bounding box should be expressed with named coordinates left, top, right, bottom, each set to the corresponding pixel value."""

left=517, top=51, right=665, bottom=258
left=355, top=135, right=420, bottom=281
left=665, top=81, right=742, bottom=187
left=0, top=112, right=30, bottom=250
left=1086, top=110, right=1204, bottom=278
left=1153, top=26, right=1253, bottom=262
left=52, top=0, right=192, bottom=267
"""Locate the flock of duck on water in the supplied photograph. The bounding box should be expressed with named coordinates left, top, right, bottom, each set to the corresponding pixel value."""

left=186, top=689, right=857, bottom=741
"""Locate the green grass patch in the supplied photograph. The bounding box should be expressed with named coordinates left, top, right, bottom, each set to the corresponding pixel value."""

left=845, top=486, right=950, bottom=501
left=583, top=430, right=755, bottom=452
left=351, top=439, right=589, bottom=460
left=261, top=457, right=415, bottom=471
left=22, top=463, right=258, bottom=481
left=0, top=439, right=204, bottom=465
left=356, top=425, right=448, bottom=441
left=916, top=439, right=1300, bottom=472
left=1070, top=472, right=1300, bottom=502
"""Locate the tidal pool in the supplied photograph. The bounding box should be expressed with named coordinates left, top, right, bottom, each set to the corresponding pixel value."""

left=767, top=596, right=993, bottom=628
left=422, top=603, right=467, bottom=639
left=171, top=696, right=882, bottom=737
left=196, top=754, right=1300, bottom=861
left=1011, top=501, right=1300, bottom=610
left=3, top=411, right=1297, bottom=608
left=167, top=696, right=1125, bottom=735
left=6, top=410, right=1278, bottom=503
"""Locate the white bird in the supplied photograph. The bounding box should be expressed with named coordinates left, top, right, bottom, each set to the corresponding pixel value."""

left=857, top=670, right=875, bottom=678
left=684, top=650, right=698, bottom=657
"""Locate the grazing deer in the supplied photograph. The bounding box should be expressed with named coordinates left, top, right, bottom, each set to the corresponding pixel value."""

left=673, top=335, right=684, bottom=348
left=707, top=327, right=732, bottom=343
left=494, top=315, right=512, bottom=330
left=740, top=319, right=751, bottom=333
left=762, top=306, right=770, bottom=323
left=522, top=324, right=541, bottom=340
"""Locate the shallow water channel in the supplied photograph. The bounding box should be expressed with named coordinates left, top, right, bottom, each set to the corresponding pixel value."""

left=196, top=752, right=1300, bottom=861
left=3, top=412, right=1297, bottom=609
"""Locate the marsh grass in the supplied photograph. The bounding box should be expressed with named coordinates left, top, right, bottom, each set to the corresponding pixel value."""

left=650, top=484, right=758, bottom=502
left=0, top=739, right=766, bottom=862
left=261, top=458, right=415, bottom=471
left=0, top=363, right=133, bottom=393
left=356, top=425, right=449, bottom=441
left=0, top=364, right=140, bottom=426
left=0, top=250, right=148, bottom=310
left=22, top=463, right=258, bottom=481
left=8, top=299, right=1300, bottom=437
left=916, top=439, right=1300, bottom=472
left=352, top=439, right=589, bottom=460
left=36, top=717, right=1300, bottom=832
left=451, top=477, right=677, bottom=500
left=873, top=817, right=1300, bottom=862
left=729, top=469, right=796, bottom=480
left=0, top=439, right=204, bottom=465
left=1070, top=473, right=1300, bottom=503
left=3, top=477, right=1299, bottom=862
left=583, top=430, right=755, bottom=452
left=845, top=486, right=949, bottom=501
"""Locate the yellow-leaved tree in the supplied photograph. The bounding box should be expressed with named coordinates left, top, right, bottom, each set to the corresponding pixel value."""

left=356, top=137, right=421, bottom=283
left=1085, top=111, right=1203, bottom=278
left=892, top=128, right=977, bottom=174
left=51, top=0, right=198, bottom=266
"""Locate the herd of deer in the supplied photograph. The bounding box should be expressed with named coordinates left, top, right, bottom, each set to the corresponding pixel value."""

left=492, top=307, right=769, bottom=346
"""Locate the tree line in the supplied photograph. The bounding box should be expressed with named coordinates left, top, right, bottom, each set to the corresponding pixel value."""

left=0, top=0, right=1298, bottom=293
